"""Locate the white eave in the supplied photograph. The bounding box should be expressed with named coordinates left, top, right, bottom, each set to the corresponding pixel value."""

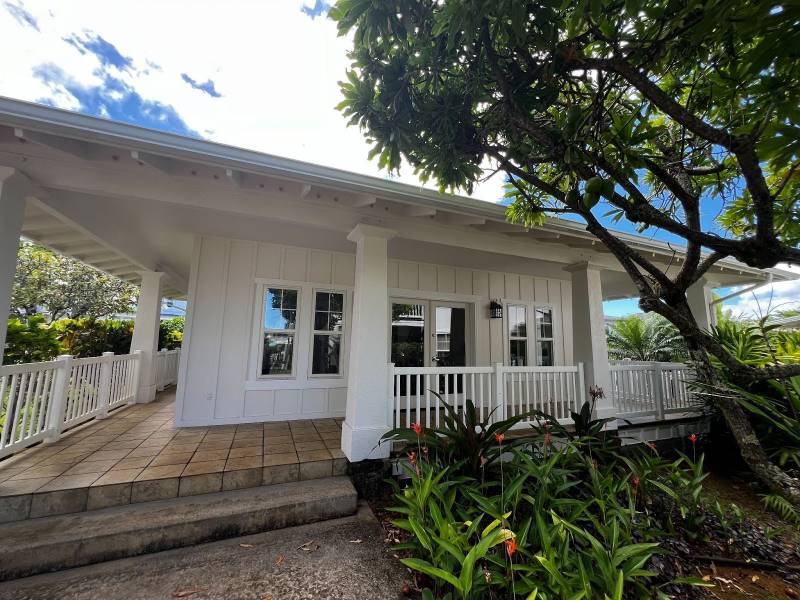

left=0, top=96, right=793, bottom=289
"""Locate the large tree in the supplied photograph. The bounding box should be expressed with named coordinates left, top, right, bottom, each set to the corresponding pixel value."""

left=331, top=0, right=800, bottom=502
left=11, top=242, right=137, bottom=321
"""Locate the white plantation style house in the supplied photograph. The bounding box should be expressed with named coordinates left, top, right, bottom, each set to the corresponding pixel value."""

left=0, top=97, right=795, bottom=463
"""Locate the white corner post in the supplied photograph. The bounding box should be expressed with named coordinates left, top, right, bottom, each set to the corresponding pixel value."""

left=565, top=262, right=616, bottom=425
left=0, top=168, right=29, bottom=358
left=130, top=270, right=164, bottom=403
left=686, top=276, right=716, bottom=332
left=341, top=224, right=397, bottom=461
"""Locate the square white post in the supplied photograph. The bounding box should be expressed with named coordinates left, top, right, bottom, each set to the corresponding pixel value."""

left=0, top=168, right=29, bottom=357
left=97, top=352, right=114, bottom=419
left=564, top=262, right=617, bottom=425
left=130, top=271, right=164, bottom=403
left=341, top=224, right=396, bottom=461
left=686, top=277, right=716, bottom=331
left=45, top=354, right=73, bottom=442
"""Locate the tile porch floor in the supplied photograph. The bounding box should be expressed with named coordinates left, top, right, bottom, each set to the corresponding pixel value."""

left=0, top=390, right=347, bottom=521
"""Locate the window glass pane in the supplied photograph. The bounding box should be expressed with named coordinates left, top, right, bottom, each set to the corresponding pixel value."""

left=314, top=311, right=328, bottom=330
left=330, top=293, right=343, bottom=312
left=315, top=292, right=329, bottom=311
left=508, top=305, right=527, bottom=337
left=265, top=288, right=297, bottom=330
left=391, top=303, right=425, bottom=368
left=312, top=334, right=341, bottom=375
left=539, top=340, right=554, bottom=366
left=330, top=312, right=343, bottom=332
left=510, top=339, right=527, bottom=366
left=283, top=289, right=297, bottom=309
left=536, top=308, right=553, bottom=339
left=262, top=333, right=294, bottom=375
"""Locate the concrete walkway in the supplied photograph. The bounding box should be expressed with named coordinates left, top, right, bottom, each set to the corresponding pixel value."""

left=0, top=504, right=408, bottom=600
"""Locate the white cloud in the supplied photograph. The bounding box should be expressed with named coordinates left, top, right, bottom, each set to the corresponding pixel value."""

left=721, top=264, right=800, bottom=319
left=0, top=0, right=508, bottom=202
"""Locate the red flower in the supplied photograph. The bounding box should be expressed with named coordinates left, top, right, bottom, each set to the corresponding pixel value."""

left=411, top=422, right=423, bottom=436
left=495, top=433, right=505, bottom=445
left=543, top=432, right=552, bottom=446
left=407, top=451, right=417, bottom=465
left=480, top=455, right=488, bottom=466
left=505, top=538, right=518, bottom=558
left=631, top=475, right=640, bottom=488
left=689, top=433, right=698, bottom=445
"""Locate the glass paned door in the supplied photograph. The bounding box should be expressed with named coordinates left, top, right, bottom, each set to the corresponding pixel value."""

left=432, top=303, right=467, bottom=396
left=432, top=305, right=467, bottom=367
left=391, top=302, right=426, bottom=396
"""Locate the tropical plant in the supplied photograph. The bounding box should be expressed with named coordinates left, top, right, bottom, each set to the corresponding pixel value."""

left=606, top=315, right=686, bottom=363
left=385, top=403, right=722, bottom=598
left=381, top=393, right=538, bottom=477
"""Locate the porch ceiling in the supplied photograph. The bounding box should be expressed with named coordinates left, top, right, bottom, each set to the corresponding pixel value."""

left=0, top=96, right=792, bottom=300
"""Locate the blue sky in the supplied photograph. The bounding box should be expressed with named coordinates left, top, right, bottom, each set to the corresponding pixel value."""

left=1, top=1, right=796, bottom=318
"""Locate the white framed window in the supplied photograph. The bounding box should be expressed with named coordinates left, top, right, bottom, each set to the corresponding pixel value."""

left=310, top=289, right=345, bottom=376
left=535, top=307, right=554, bottom=366
left=507, top=304, right=528, bottom=366
left=260, top=286, right=299, bottom=377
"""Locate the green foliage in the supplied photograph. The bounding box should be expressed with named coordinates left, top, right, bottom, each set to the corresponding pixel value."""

left=708, top=320, right=800, bottom=470
left=3, top=317, right=184, bottom=364
left=158, top=317, right=185, bottom=351
left=761, top=494, right=800, bottom=527
left=52, top=318, right=135, bottom=357
left=331, top=0, right=800, bottom=268
left=11, top=242, right=137, bottom=320
left=606, top=315, right=686, bottom=363
left=388, top=407, right=716, bottom=598
left=2, top=316, right=61, bottom=365
left=382, top=393, right=539, bottom=477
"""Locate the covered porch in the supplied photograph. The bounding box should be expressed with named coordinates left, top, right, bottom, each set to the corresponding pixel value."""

left=0, top=389, right=346, bottom=522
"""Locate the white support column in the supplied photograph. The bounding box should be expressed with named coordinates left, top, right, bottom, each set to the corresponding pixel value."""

left=0, top=168, right=29, bottom=357
left=341, top=224, right=397, bottom=461
left=565, top=262, right=616, bottom=424
left=130, top=271, right=164, bottom=403
left=686, top=277, right=716, bottom=331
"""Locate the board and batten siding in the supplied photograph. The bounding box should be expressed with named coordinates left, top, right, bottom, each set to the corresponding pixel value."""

left=177, top=235, right=574, bottom=426
left=387, top=260, right=574, bottom=368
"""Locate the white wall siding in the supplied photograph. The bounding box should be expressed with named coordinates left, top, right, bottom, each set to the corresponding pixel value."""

left=387, top=259, right=574, bottom=367
left=178, top=235, right=573, bottom=425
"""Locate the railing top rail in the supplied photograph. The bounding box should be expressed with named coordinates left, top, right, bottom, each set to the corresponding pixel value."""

left=73, top=355, right=114, bottom=365
left=393, top=366, right=494, bottom=375
left=501, top=365, right=580, bottom=373
left=109, top=353, right=139, bottom=363
left=0, top=359, right=63, bottom=376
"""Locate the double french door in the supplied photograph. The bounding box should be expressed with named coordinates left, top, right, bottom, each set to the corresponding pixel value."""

left=390, top=299, right=470, bottom=398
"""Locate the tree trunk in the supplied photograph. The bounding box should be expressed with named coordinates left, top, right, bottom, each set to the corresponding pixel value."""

left=691, top=348, right=800, bottom=507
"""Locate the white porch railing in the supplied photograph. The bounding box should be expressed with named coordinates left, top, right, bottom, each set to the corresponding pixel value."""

left=390, top=361, right=697, bottom=431
left=155, top=349, right=180, bottom=391
left=609, top=361, right=695, bottom=420
left=389, top=363, right=586, bottom=429
left=0, top=351, right=143, bottom=459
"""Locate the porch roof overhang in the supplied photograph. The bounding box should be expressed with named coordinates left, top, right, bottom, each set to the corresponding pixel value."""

left=0, top=96, right=793, bottom=300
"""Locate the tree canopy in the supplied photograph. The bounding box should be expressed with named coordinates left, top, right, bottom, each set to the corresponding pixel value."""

left=332, top=0, right=800, bottom=504
left=11, top=242, right=138, bottom=321
left=332, top=0, right=800, bottom=383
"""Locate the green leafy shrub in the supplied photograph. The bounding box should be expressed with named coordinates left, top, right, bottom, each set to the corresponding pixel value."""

left=3, top=316, right=61, bottom=364
left=386, top=401, right=719, bottom=598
